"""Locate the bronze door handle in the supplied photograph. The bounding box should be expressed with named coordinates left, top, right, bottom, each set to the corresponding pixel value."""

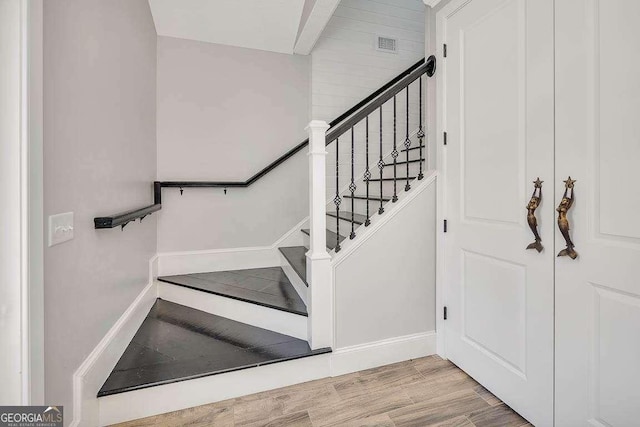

left=557, top=176, right=578, bottom=259
left=526, top=178, right=544, bottom=252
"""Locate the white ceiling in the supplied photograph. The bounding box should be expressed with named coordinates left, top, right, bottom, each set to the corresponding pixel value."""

left=148, top=0, right=307, bottom=54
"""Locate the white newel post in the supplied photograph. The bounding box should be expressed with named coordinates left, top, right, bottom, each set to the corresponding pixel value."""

left=305, top=120, right=333, bottom=350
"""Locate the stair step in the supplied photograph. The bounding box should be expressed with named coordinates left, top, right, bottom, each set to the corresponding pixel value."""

left=343, top=195, right=391, bottom=202
left=384, top=158, right=425, bottom=166
left=158, top=267, right=307, bottom=316
left=301, top=229, right=345, bottom=251
left=97, top=299, right=330, bottom=397
left=278, top=246, right=308, bottom=286
left=369, top=176, right=417, bottom=182
left=327, top=211, right=368, bottom=225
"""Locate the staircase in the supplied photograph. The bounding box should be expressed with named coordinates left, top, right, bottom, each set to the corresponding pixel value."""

left=94, top=56, right=436, bottom=426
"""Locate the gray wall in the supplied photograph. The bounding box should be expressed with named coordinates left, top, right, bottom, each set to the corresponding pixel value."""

left=157, top=36, right=311, bottom=251
left=334, top=181, right=436, bottom=348
left=43, top=0, right=157, bottom=421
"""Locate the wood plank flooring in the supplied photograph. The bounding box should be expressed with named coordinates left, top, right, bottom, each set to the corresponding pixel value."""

left=111, top=355, right=531, bottom=427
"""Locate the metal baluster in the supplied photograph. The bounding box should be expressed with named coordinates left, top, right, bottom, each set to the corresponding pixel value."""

left=334, top=137, right=341, bottom=252
left=364, top=116, right=371, bottom=226
left=349, top=127, right=356, bottom=239
left=404, top=84, right=411, bottom=191
left=377, top=106, right=385, bottom=215
left=417, top=76, right=425, bottom=180
left=392, top=95, right=398, bottom=202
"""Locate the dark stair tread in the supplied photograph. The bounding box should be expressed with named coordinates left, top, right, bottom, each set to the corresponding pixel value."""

left=327, top=211, right=368, bottom=225
left=97, top=299, right=330, bottom=397
left=278, top=246, right=308, bottom=286
left=158, top=267, right=307, bottom=316
left=343, top=195, right=391, bottom=202
left=384, top=158, right=425, bottom=166
left=368, top=176, right=417, bottom=182
left=301, top=229, right=345, bottom=251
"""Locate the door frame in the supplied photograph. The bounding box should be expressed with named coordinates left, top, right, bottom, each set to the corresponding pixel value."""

left=432, top=0, right=469, bottom=359
left=0, top=0, right=45, bottom=405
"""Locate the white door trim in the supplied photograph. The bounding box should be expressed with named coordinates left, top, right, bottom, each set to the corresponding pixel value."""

left=433, top=0, right=468, bottom=360
left=24, top=0, right=45, bottom=404
left=0, top=0, right=46, bottom=405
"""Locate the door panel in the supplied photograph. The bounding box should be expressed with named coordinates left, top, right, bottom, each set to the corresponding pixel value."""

left=439, top=0, right=555, bottom=425
left=555, top=0, right=640, bottom=425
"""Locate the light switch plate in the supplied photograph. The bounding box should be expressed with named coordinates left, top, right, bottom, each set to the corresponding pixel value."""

left=49, top=212, right=74, bottom=247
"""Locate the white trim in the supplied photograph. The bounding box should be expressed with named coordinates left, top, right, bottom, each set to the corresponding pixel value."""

left=157, top=217, right=309, bottom=276
left=157, top=246, right=280, bottom=276
left=158, top=281, right=308, bottom=340
left=97, top=329, right=436, bottom=426
left=293, top=0, right=341, bottom=55
left=0, top=0, right=43, bottom=405
left=24, top=0, right=44, bottom=405
left=20, top=0, right=30, bottom=403
left=280, top=252, right=308, bottom=305
left=423, top=0, right=445, bottom=8
left=306, top=120, right=333, bottom=350
left=331, top=170, right=438, bottom=266
left=99, top=352, right=332, bottom=426
left=331, top=332, right=437, bottom=376
left=434, top=0, right=462, bottom=360
left=70, top=256, right=159, bottom=427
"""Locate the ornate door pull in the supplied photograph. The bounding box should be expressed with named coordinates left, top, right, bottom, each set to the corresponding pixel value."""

left=526, top=178, right=544, bottom=252
left=557, top=177, right=578, bottom=259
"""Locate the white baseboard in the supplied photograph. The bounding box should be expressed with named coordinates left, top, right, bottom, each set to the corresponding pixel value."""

left=157, top=246, right=279, bottom=276
left=330, top=331, right=437, bottom=376
left=96, top=331, right=436, bottom=426
left=70, top=256, right=158, bottom=427
left=158, top=281, right=308, bottom=340
left=157, top=217, right=309, bottom=276
left=98, top=352, right=331, bottom=426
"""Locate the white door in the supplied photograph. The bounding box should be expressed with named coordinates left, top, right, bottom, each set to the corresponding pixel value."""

left=555, top=0, right=640, bottom=425
left=438, top=0, right=555, bottom=425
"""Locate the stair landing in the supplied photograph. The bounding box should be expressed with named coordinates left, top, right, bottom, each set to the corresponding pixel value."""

left=98, top=299, right=330, bottom=397
left=158, top=267, right=307, bottom=316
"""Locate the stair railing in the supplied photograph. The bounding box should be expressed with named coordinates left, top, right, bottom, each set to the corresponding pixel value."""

left=305, top=55, right=436, bottom=349
left=94, top=59, right=431, bottom=230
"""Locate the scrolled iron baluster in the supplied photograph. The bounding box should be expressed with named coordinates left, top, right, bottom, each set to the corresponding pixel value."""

left=404, top=84, right=411, bottom=191
left=417, top=76, right=425, bottom=180
left=334, top=137, right=341, bottom=252
left=378, top=106, right=385, bottom=215
left=350, top=127, right=356, bottom=239
left=364, top=116, right=371, bottom=226
left=392, top=95, right=398, bottom=202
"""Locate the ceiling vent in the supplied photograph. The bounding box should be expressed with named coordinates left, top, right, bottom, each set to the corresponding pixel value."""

left=376, top=36, right=398, bottom=53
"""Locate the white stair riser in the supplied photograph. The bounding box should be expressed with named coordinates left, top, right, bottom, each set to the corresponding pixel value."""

left=98, top=353, right=331, bottom=426
left=279, top=253, right=308, bottom=305
left=158, top=281, right=308, bottom=340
